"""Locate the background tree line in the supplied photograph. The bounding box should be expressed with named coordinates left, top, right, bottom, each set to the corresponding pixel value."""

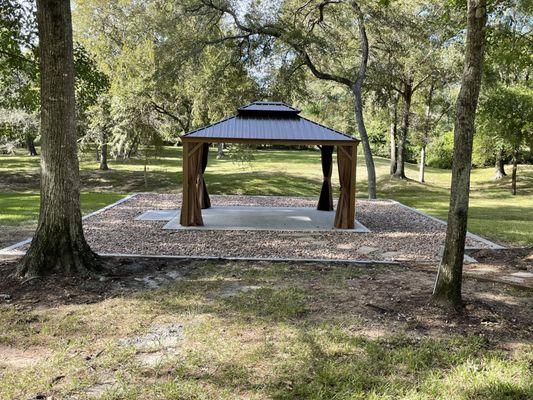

left=1, top=0, right=531, bottom=194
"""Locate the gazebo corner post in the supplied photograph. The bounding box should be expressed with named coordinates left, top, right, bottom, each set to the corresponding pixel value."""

left=349, top=144, right=357, bottom=224
left=180, top=141, right=190, bottom=226
left=334, top=144, right=357, bottom=229
left=180, top=141, right=204, bottom=227
left=317, top=145, right=334, bottom=211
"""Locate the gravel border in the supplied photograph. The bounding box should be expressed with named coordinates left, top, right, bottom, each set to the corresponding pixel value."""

left=0, top=193, right=489, bottom=262
left=0, top=194, right=497, bottom=263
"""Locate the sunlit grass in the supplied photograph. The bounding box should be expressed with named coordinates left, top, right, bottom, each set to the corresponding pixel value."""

left=0, top=146, right=531, bottom=245
left=0, top=192, right=125, bottom=226
left=0, top=261, right=531, bottom=399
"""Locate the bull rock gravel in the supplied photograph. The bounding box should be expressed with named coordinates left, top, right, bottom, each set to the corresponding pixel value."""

left=65, top=194, right=492, bottom=263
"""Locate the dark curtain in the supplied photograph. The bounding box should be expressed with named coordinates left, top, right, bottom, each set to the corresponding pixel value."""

left=334, top=145, right=355, bottom=229
left=317, top=145, right=334, bottom=211
left=199, top=142, right=211, bottom=209
left=180, top=142, right=204, bottom=226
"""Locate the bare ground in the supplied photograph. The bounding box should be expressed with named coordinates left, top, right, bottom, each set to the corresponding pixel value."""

left=0, top=256, right=531, bottom=399
left=0, top=257, right=531, bottom=343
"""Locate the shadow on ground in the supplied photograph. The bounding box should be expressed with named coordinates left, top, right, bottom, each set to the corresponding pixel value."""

left=0, top=257, right=531, bottom=399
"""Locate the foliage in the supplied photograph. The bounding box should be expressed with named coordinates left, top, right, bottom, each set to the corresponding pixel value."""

left=0, top=0, right=531, bottom=175
left=477, top=85, right=533, bottom=154
left=427, top=130, right=454, bottom=169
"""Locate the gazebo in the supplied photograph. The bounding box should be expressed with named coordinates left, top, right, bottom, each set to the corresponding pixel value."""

left=179, top=101, right=360, bottom=229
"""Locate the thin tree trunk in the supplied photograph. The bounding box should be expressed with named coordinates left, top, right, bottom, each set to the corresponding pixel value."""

left=433, top=0, right=487, bottom=310
left=419, top=145, right=426, bottom=183
left=26, top=135, right=38, bottom=156
left=351, top=2, right=376, bottom=199
left=389, top=93, right=399, bottom=175
left=494, top=147, right=506, bottom=179
left=419, top=82, right=434, bottom=183
left=511, top=149, right=518, bottom=195
left=394, top=80, right=413, bottom=179
left=17, top=0, right=100, bottom=277
left=216, top=142, right=224, bottom=159
left=99, top=130, right=109, bottom=170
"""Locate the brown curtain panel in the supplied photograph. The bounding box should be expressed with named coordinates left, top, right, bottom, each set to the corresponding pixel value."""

left=180, top=142, right=204, bottom=226
left=317, top=145, right=334, bottom=211
left=334, top=145, right=356, bottom=229
left=199, top=143, right=211, bottom=209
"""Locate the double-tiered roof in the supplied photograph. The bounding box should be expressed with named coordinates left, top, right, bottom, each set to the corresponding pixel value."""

left=181, top=101, right=359, bottom=145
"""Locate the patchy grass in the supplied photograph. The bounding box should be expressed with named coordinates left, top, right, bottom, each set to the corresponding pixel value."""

left=0, top=192, right=125, bottom=226
left=0, top=258, right=531, bottom=399
left=0, top=146, right=532, bottom=245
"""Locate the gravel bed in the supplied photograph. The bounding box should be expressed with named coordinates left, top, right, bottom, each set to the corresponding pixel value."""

left=74, top=194, right=490, bottom=262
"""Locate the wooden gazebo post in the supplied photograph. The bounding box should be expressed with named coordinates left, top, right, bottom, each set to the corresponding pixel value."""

left=180, top=141, right=204, bottom=226
left=334, top=143, right=357, bottom=229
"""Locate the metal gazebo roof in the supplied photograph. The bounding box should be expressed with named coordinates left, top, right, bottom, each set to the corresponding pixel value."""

left=180, top=101, right=360, bottom=145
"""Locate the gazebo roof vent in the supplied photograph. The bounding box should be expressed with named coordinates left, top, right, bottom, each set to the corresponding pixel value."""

left=237, top=101, right=301, bottom=117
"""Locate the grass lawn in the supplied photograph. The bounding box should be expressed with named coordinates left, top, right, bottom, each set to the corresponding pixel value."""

left=0, top=258, right=531, bottom=399
left=0, top=146, right=532, bottom=246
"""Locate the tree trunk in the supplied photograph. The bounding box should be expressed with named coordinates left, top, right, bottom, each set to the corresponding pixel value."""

left=351, top=4, right=377, bottom=199
left=17, top=0, right=100, bottom=278
left=394, top=80, right=413, bottom=179
left=419, top=145, right=426, bottom=183
left=433, top=0, right=487, bottom=311
left=389, top=93, right=399, bottom=175
left=216, top=142, right=224, bottom=159
left=511, top=149, right=518, bottom=195
left=26, top=135, right=38, bottom=156
left=419, top=82, right=434, bottom=183
left=99, top=130, right=109, bottom=170
left=494, top=147, right=506, bottom=179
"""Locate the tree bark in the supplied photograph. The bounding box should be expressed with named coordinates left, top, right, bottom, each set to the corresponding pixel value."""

left=394, top=79, right=413, bottom=179
left=216, top=142, right=224, bottom=159
left=351, top=2, right=376, bottom=199
left=511, top=149, right=518, bottom=195
left=494, top=147, right=506, bottom=179
left=419, top=145, right=426, bottom=183
left=99, top=133, right=109, bottom=171
left=389, top=93, right=399, bottom=175
left=26, top=135, right=38, bottom=156
left=433, top=0, right=487, bottom=310
left=419, top=82, right=434, bottom=183
left=100, top=146, right=108, bottom=170
left=17, top=0, right=100, bottom=278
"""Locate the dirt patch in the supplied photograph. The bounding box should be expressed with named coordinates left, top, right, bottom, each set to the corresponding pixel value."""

left=470, top=247, right=533, bottom=272
left=0, top=345, right=52, bottom=368
left=0, top=225, right=33, bottom=251
left=0, top=256, right=531, bottom=344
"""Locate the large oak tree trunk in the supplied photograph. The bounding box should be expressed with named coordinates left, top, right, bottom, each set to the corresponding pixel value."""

left=17, top=0, right=100, bottom=278
left=433, top=0, right=487, bottom=310
left=394, top=80, right=413, bottom=179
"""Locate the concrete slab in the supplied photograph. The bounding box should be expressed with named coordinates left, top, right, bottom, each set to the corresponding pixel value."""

left=160, top=206, right=370, bottom=232
left=135, top=210, right=179, bottom=221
